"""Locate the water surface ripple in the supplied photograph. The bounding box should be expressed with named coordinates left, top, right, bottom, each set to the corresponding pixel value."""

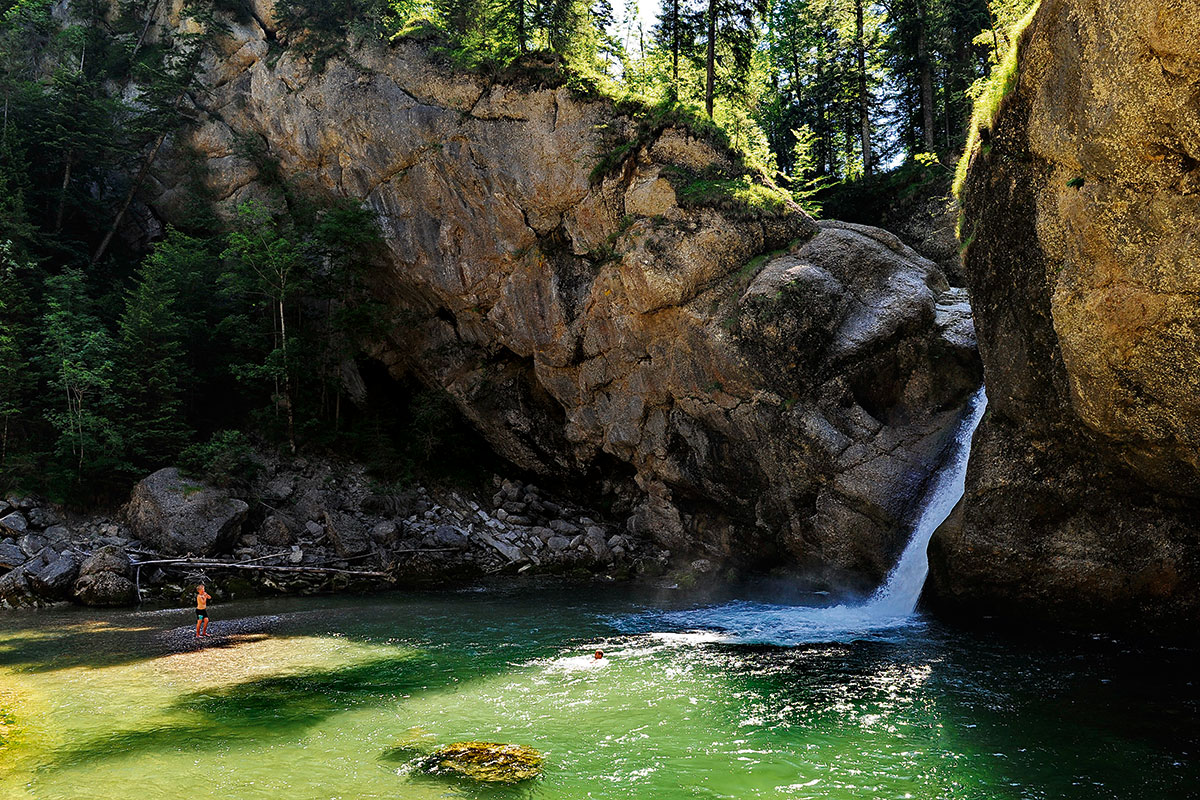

left=0, top=586, right=1195, bottom=800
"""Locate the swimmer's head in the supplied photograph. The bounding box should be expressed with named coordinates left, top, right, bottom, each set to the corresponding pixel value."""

left=594, top=650, right=603, bottom=660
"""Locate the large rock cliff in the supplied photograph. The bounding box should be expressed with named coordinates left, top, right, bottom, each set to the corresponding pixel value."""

left=932, top=0, right=1200, bottom=628
left=143, top=6, right=980, bottom=585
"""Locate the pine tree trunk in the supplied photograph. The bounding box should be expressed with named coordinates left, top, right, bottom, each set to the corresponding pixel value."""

left=670, top=0, right=680, bottom=97
left=856, top=0, right=871, bottom=176
left=130, top=0, right=163, bottom=63
left=54, top=153, right=73, bottom=233
left=816, top=38, right=827, bottom=174
left=918, top=4, right=935, bottom=153
left=278, top=297, right=296, bottom=454
left=92, top=125, right=171, bottom=264
left=943, top=66, right=952, bottom=150
left=517, top=0, right=526, bottom=53
left=705, top=0, right=716, bottom=119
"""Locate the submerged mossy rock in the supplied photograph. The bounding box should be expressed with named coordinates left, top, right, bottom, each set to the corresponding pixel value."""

left=932, top=0, right=1200, bottom=631
left=421, top=741, right=544, bottom=784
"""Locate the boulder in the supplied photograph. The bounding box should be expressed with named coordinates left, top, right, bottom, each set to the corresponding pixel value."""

left=420, top=741, right=543, bottom=784
left=432, top=525, right=467, bottom=549
left=124, top=468, right=249, bottom=556
left=322, top=511, right=370, bottom=557
left=73, top=546, right=135, bottom=606
left=73, top=572, right=136, bottom=606
left=18, top=533, right=47, bottom=558
left=0, top=567, right=34, bottom=607
left=77, top=546, right=132, bottom=578
left=27, top=551, right=80, bottom=598
left=932, top=0, right=1200, bottom=631
left=583, top=528, right=610, bottom=559
left=26, top=507, right=58, bottom=529
left=0, top=541, right=24, bottom=568
left=0, top=512, right=28, bottom=536
left=258, top=514, right=295, bottom=547
left=42, top=525, right=70, bottom=543
left=261, top=474, right=296, bottom=502
left=294, top=489, right=328, bottom=522
left=369, top=521, right=398, bottom=544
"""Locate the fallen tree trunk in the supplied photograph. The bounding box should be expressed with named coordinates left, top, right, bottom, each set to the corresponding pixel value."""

left=133, top=558, right=391, bottom=578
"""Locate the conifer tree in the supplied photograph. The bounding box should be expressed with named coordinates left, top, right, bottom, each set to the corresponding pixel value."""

left=111, top=231, right=194, bottom=469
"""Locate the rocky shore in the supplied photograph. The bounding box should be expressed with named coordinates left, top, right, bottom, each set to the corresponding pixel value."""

left=0, top=456, right=668, bottom=610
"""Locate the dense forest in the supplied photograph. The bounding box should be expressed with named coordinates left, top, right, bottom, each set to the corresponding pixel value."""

left=0, top=0, right=1033, bottom=502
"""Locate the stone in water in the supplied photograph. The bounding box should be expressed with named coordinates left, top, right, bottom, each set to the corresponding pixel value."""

left=421, top=741, right=543, bottom=784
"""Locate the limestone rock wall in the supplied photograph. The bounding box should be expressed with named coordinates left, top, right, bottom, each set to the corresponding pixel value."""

left=932, top=0, right=1200, bottom=628
left=146, top=8, right=980, bottom=585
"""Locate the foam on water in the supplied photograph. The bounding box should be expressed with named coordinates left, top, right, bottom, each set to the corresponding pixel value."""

left=614, top=388, right=989, bottom=646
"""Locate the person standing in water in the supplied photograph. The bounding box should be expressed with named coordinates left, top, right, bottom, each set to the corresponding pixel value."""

left=195, top=584, right=212, bottom=637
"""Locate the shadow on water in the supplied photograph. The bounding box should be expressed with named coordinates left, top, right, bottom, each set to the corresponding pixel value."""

left=0, top=620, right=176, bottom=673
left=0, top=583, right=633, bottom=674
left=46, top=651, right=499, bottom=770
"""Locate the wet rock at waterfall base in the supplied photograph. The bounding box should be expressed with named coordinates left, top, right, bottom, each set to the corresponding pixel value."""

left=418, top=741, right=544, bottom=784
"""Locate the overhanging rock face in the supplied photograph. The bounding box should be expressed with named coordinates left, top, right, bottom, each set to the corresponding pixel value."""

left=931, top=0, right=1200, bottom=629
left=148, top=14, right=980, bottom=584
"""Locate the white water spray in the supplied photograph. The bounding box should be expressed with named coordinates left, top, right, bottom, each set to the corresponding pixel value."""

left=859, top=386, right=989, bottom=617
left=615, top=387, right=989, bottom=645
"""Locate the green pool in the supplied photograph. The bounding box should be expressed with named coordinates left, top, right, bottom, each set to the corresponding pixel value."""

left=0, top=583, right=1195, bottom=799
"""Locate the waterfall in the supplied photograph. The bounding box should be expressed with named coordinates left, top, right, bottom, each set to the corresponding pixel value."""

left=614, top=386, right=989, bottom=645
left=859, top=386, right=988, bottom=617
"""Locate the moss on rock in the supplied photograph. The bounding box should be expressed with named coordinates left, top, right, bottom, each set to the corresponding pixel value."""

left=953, top=2, right=1041, bottom=202
left=421, top=741, right=544, bottom=784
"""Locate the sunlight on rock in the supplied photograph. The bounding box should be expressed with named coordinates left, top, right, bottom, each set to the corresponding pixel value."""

left=422, top=741, right=544, bottom=784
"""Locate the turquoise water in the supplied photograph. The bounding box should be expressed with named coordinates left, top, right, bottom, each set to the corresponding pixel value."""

left=0, top=583, right=1196, bottom=799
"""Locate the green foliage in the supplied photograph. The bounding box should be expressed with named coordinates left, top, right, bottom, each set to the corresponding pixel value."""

left=111, top=229, right=197, bottom=470
left=274, top=0, right=389, bottom=71
left=179, top=429, right=259, bottom=487
left=588, top=95, right=739, bottom=186
left=38, top=269, right=125, bottom=490
left=953, top=1, right=1040, bottom=198
left=819, top=156, right=951, bottom=229
left=0, top=241, right=34, bottom=477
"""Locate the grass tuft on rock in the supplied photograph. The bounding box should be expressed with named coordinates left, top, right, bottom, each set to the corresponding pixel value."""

left=421, top=741, right=544, bottom=784
left=953, top=2, right=1041, bottom=202
left=677, top=175, right=796, bottom=219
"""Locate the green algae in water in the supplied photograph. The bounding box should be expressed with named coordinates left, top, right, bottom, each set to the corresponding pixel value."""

left=1, top=588, right=1199, bottom=799
left=0, top=708, right=13, bottom=748
left=422, top=741, right=543, bottom=784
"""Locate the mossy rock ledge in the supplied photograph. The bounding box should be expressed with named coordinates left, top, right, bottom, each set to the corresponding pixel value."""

left=420, top=741, right=544, bottom=784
